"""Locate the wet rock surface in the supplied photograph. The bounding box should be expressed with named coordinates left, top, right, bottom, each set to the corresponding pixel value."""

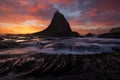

left=0, top=38, right=4, bottom=41
left=0, top=53, right=120, bottom=80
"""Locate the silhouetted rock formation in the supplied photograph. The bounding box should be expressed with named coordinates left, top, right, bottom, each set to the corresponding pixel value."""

left=99, top=32, right=120, bottom=38
left=99, top=27, right=120, bottom=38
left=33, top=10, right=81, bottom=37
left=110, top=27, right=120, bottom=33
left=85, top=33, right=94, bottom=37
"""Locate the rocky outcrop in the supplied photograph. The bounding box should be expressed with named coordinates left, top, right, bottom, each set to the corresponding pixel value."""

left=110, top=27, right=120, bottom=33
left=33, top=10, right=82, bottom=37
left=85, top=33, right=94, bottom=37
left=0, top=37, right=4, bottom=41
left=99, top=27, right=120, bottom=38
left=99, top=32, right=120, bottom=38
left=0, top=53, right=120, bottom=80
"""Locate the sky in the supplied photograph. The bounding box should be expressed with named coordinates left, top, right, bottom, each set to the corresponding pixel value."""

left=0, top=0, right=120, bottom=35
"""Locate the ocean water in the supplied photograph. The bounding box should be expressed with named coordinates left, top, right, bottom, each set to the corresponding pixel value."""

left=0, top=37, right=120, bottom=55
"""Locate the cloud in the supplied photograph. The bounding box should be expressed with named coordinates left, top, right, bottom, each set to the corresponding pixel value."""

left=0, top=0, right=120, bottom=34
left=83, top=0, right=120, bottom=24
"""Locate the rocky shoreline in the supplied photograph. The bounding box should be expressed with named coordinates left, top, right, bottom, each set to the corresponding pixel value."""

left=0, top=52, right=120, bottom=80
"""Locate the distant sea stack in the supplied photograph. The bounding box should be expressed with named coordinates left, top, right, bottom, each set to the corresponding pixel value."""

left=85, top=33, right=94, bottom=37
left=33, top=10, right=81, bottom=37
left=99, top=27, right=120, bottom=38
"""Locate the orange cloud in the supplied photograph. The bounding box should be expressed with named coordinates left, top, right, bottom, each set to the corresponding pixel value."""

left=0, top=26, right=44, bottom=34
left=0, top=19, right=49, bottom=34
left=84, top=8, right=97, bottom=17
left=29, top=6, right=38, bottom=13
left=0, top=0, right=120, bottom=35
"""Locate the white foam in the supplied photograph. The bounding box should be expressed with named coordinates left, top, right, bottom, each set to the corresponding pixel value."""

left=0, top=37, right=120, bottom=55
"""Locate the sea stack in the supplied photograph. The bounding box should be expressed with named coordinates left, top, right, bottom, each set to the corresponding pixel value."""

left=99, top=27, right=120, bottom=38
left=33, top=10, right=81, bottom=37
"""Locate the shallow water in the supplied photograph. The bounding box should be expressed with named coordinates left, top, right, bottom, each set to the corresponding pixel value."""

left=0, top=37, right=120, bottom=54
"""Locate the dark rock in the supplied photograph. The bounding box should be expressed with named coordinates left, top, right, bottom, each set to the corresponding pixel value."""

left=98, top=32, right=120, bottom=38
left=85, top=33, right=94, bottom=37
left=0, top=53, right=120, bottom=80
left=110, top=27, right=120, bottom=33
left=71, top=31, right=82, bottom=37
left=33, top=10, right=82, bottom=37
left=98, top=27, right=120, bottom=38
left=0, top=37, right=4, bottom=41
left=0, top=41, right=20, bottom=49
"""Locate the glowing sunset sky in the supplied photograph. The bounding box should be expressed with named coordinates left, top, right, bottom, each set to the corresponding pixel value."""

left=0, top=0, right=120, bottom=35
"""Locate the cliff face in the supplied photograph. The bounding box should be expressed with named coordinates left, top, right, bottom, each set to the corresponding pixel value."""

left=33, top=11, right=81, bottom=37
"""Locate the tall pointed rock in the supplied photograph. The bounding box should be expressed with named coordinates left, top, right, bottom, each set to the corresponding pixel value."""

left=33, top=10, right=81, bottom=37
